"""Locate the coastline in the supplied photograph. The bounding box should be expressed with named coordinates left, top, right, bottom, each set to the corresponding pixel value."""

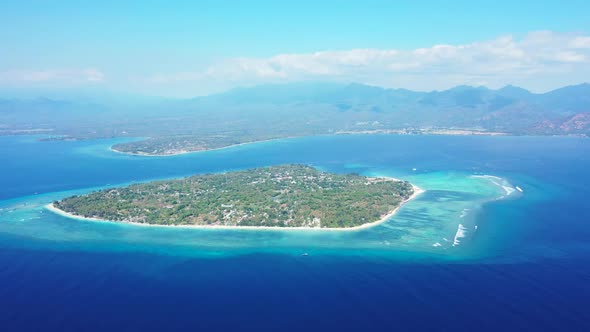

left=44, top=182, right=424, bottom=232
left=110, top=130, right=512, bottom=157
left=109, top=136, right=298, bottom=157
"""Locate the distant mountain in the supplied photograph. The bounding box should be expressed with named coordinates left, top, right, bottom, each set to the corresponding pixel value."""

left=194, top=82, right=590, bottom=135
left=1, top=82, right=589, bottom=139
left=204, top=82, right=589, bottom=114
left=495, top=85, right=533, bottom=100
left=538, top=83, right=590, bottom=113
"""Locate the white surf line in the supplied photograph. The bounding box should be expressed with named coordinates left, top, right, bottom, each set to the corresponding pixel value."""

left=471, top=174, right=517, bottom=197
left=452, top=224, right=467, bottom=246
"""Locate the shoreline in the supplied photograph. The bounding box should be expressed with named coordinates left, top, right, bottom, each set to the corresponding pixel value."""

left=44, top=182, right=424, bottom=232
left=109, top=136, right=298, bottom=157
left=109, top=130, right=515, bottom=157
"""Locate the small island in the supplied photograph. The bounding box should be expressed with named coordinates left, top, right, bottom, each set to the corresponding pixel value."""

left=49, top=165, right=421, bottom=229
left=109, top=128, right=505, bottom=156
left=110, top=135, right=291, bottom=156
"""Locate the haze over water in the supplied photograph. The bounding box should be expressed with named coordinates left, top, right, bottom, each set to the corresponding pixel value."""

left=1, top=134, right=589, bottom=330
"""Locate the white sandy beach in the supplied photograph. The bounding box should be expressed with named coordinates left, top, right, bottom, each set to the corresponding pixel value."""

left=45, top=180, right=424, bottom=232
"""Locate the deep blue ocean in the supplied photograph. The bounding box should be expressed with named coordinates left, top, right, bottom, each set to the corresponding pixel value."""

left=1, top=134, right=589, bottom=331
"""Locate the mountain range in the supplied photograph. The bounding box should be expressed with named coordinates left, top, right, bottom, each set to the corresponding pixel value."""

left=1, top=82, right=589, bottom=140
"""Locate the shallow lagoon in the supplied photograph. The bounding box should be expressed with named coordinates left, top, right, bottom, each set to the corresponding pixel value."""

left=0, top=135, right=520, bottom=259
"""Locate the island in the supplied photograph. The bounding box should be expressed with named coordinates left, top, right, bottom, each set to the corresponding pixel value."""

left=110, top=134, right=291, bottom=156
left=49, top=165, right=421, bottom=229
left=109, top=128, right=506, bottom=156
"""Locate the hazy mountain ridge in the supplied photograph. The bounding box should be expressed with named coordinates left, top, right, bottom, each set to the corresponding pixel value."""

left=1, top=83, right=589, bottom=138
left=199, top=82, right=590, bottom=135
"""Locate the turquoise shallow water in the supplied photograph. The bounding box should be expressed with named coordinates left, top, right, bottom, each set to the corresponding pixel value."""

left=1, top=134, right=589, bottom=331
left=0, top=136, right=517, bottom=259
left=0, top=172, right=512, bottom=257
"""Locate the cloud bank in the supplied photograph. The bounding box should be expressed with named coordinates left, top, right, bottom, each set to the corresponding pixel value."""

left=1, top=31, right=588, bottom=96
left=151, top=31, right=590, bottom=94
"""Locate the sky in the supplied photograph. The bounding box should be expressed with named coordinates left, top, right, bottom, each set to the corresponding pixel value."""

left=1, top=0, right=589, bottom=97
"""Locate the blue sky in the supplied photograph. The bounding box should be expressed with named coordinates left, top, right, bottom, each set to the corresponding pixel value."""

left=1, top=0, right=589, bottom=97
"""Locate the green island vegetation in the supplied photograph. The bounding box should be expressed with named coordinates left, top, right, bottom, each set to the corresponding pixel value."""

left=53, top=165, right=415, bottom=228
left=110, top=134, right=288, bottom=156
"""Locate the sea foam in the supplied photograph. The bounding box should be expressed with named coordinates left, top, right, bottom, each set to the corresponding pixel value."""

left=459, top=208, right=470, bottom=218
left=472, top=175, right=517, bottom=197
left=453, top=224, right=467, bottom=246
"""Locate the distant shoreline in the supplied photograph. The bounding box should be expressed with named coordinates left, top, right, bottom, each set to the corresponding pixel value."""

left=45, top=180, right=424, bottom=232
left=109, top=136, right=297, bottom=157
left=109, top=130, right=511, bottom=157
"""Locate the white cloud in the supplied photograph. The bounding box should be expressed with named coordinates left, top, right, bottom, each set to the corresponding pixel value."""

left=150, top=31, right=590, bottom=94
left=570, top=37, right=590, bottom=49
left=0, top=68, right=105, bottom=85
